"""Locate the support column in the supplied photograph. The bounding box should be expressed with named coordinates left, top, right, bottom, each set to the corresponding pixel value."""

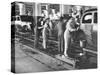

left=60, top=4, right=64, bottom=16
left=34, top=3, right=38, bottom=48
left=18, top=3, right=26, bottom=15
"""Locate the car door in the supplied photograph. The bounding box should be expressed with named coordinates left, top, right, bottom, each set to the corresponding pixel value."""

left=80, top=11, right=97, bottom=51
left=92, top=12, right=97, bottom=50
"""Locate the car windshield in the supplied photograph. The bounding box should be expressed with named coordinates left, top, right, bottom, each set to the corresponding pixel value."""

left=82, top=13, right=92, bottom=23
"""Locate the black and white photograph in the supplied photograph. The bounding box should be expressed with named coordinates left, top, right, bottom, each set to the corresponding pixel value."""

left=11, top=1, right=98, bottom=73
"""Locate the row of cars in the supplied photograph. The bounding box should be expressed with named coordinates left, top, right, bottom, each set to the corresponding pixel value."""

left=11, top=8, right=97, bottom=53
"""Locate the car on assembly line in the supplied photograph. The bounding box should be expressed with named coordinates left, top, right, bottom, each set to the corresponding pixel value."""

left=80, top=8, right=97, bottom=54
left=11, top=15, right=34, bottom=32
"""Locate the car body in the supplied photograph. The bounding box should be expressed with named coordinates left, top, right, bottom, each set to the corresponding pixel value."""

left=11, top=15, right=34, bottom=31
left=80, top=8, right=97, bottom=52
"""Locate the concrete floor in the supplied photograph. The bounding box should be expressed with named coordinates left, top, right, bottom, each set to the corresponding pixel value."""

left=12, top=36, right=97, bottom=73
left=14, top=39, right=70, bottom=73
left=15, top=41, right=53, bottom=73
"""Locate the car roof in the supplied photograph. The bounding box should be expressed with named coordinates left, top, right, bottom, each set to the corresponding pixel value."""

left=84, top=8, right=97, bottom=13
